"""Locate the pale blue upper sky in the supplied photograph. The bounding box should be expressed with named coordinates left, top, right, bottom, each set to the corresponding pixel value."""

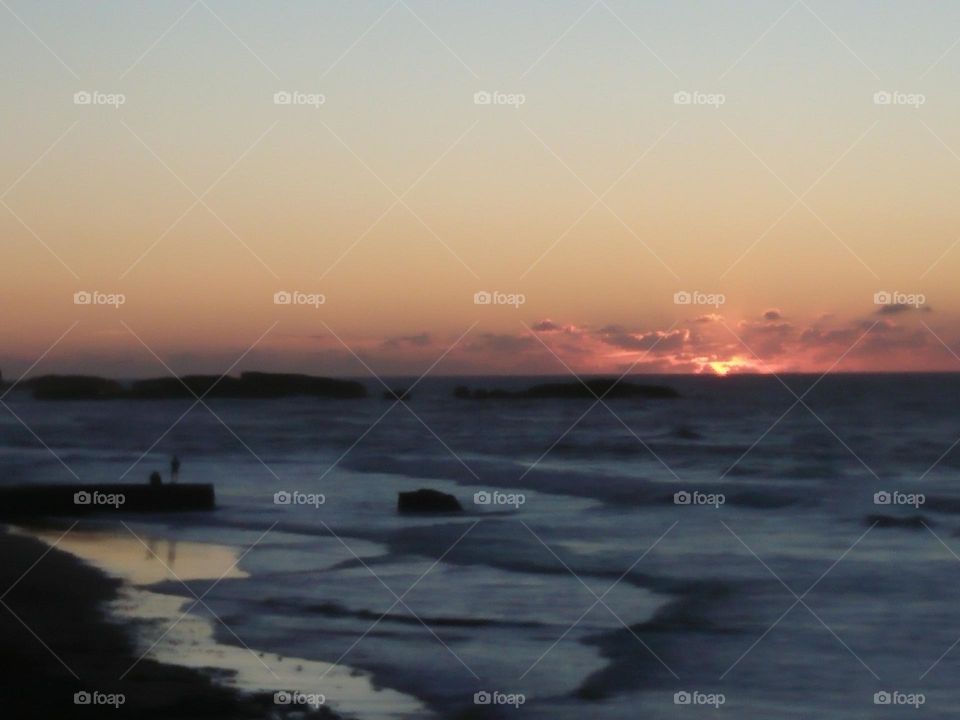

left=4, top=1, right=960, bottom=375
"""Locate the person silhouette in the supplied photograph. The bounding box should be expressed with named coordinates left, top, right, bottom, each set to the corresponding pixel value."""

left=149, top=470, right=162, bottom=487
left=171, top=455, right=181, bottom=484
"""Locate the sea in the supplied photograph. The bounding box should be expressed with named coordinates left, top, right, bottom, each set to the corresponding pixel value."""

left=3, top=373, right=960, bottom=719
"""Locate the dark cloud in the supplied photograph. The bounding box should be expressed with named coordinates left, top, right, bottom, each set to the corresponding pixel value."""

left=467, top=333, right=539, bottom=354
left=798, top=326, right=859, bottom=347
left=763, top=309, right=782, bottom=321
left=860, top=328, right=931, bottom=351
left=738, top=320, right=794, bottom=357
left=877, top=304, right=911, bottom=316
left=797, top=321, right=933, bottom=364
left=599, top=328, right=689, bottom=353
left=531, top=319, right=561, bottom=332
left=877, top=304, right=932, bottom=316
left=866, top=318, right=895, bottom=332
left=611, top=356, right=693, bottom=374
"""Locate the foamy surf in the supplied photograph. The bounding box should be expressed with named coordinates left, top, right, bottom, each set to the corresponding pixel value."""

left=23, top=526, right=432, bottom=720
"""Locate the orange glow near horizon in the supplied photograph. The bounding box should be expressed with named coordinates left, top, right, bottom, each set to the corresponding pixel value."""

left=705, top=356, right=757, bottom=376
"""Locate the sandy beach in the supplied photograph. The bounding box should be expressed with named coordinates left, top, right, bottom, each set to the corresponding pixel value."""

left=0, top=524, right=335, bottom=719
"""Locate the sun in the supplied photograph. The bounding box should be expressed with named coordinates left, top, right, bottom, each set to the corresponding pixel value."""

left=706, top=356, right=753, bottom=376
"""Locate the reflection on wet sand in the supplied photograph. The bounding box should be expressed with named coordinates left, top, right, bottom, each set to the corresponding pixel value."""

left=20, top=525, right=431, bottom=720
left=22, top=527, right=249, bottom=586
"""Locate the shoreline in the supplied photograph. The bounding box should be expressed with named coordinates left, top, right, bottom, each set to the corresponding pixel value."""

left=0, top=525, right=337, bottom=719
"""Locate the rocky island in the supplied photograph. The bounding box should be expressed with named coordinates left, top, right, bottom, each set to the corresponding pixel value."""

left=21, top=372, right=367, bottom=400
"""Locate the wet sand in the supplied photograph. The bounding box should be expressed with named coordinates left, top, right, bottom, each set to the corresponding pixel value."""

left=0, top=525, right=337, bottom=719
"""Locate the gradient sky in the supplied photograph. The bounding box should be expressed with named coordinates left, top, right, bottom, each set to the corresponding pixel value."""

left=3, top=0, right=960, bottom=377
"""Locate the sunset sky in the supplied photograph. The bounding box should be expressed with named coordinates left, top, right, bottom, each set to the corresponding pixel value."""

left=3, top=1, right=960, bottom=377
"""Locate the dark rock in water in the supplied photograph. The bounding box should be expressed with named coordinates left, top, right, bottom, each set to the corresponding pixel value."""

left=128, top=372, right=367, bottom=400
left=866, top=514, right=930, bottom=529
left=0, top=483, right=215, bottom=517
left=454, top=379, right=679, bottom=400
left=26, top=375, right=125, bottom=400
left=397, top=489, right=463, bottom=513
left=673, top=425, right=703, bottom=440
left=383, top=388, right=411, bottom=401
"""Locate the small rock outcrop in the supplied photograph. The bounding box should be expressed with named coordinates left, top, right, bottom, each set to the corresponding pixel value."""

left=866, top=514, right=929, bottom=529
left=397, top=489, right=463, bottom=514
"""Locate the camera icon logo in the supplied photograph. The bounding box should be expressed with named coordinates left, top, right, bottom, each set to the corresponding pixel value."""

left=274, top=291, right=292, bottom=305
left=274, top=91, right=292, bottom=105
left=474, top=691, right=491, bottom=704
left=474, top=491, right=492, bottom=505
left=274, top=491, right=292, bottom=505
left=674, top=491, right=691, bottom=505
left=874, top=491, right=891, bottom=505
left=74, top=691, right=91, bottom=705
left=274, top=691, right=292, bottom=704
left=74, top=491, right=91, bottom=505
left=874, top=691, right=891, bottom=705
left=873, top=290, right=892, bottom=305
left=873, top=91, right=892, bottom=106
left=474, top=291, right=492, bottom=305
left=74, top=291, right=92, bottom=305
left=673, top=291, right=692, bottom=305
left=674, top=691, right=692, bottom=705
left=74, top=91, right=92, bottom=105
left=673, top=91, right=692, bottom=105
left=474, top=91, right=492, bottom=105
